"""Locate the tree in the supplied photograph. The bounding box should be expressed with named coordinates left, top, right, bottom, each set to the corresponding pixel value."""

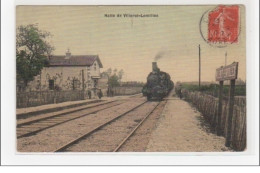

left=101, top=68, right=124, bottom=88
left=109, top=74, right=120, bottom=87
left=118, top=69, right=124, bottom=81
left=16, top=24, right=54, bottom=88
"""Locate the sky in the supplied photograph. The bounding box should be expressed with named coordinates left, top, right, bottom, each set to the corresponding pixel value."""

left=16, top=5, right=246, bottom=82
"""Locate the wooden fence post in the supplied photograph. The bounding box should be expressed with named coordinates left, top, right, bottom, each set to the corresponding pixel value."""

left=217, top=81, right=223, bottom=135
left=225, top=79, right=236, bottom=147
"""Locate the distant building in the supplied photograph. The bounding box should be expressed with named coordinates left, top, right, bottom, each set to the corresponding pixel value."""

left=26, top=50, right=103, bottom=94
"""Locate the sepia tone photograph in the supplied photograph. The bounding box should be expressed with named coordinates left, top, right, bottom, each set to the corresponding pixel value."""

left=16, top=5, right=246, bottom=153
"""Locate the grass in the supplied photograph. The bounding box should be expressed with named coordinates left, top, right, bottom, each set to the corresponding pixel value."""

left=180, top=83, right=246, bottom=97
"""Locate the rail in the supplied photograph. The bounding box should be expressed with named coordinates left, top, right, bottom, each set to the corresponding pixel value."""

left=54, top=101, right=148, bottom=152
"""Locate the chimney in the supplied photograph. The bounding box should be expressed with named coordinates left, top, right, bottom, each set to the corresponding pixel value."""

left=65, top=48, right=71, bottom=59
left=152, top=62, right=158, bottom=72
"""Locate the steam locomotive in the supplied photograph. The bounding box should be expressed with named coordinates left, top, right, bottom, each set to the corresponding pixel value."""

left=142, top=62, right=174, bottom=101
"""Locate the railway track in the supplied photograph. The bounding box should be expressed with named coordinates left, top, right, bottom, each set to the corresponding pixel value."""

left=16, top=100, right=129, bottom=139
left=128, top=93, right=143, bottom=98
left=113, top=102, right=160, bottom=152
left=54, top=100, right=160, bottom=152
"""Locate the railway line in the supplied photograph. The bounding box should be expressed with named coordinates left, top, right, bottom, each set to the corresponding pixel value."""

left=54, top=101, right=160, bottom=152
left=17, top=98, right=137, bottom=139
left=113, top=102, right=160, bottom=152
left=17, top=94, right=166, bottom=152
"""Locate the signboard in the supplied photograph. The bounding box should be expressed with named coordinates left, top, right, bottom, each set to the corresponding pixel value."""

left=215, top=62, right=238, bottom=81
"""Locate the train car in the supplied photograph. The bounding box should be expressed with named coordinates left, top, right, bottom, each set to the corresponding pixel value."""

left=142, top=62, right=174, bottom=101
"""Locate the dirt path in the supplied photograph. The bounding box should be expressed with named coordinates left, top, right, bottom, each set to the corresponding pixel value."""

left=146, top=97, right=231, bottom=152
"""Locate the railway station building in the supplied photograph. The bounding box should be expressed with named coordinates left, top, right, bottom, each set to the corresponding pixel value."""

left=24, top=50, right=105, bottom=95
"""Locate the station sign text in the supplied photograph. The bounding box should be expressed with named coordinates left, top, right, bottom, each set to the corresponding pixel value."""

left=216, top=62, right=238, bottom=81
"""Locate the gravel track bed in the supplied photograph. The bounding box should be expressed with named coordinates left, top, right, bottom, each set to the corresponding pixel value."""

left=17, top=100, right=117, bottom=125
left=16, top=101, right=124, bottom=137
left=117, top=101, right=167, bottom=152
left=64, top=101, right=159, bottom=152
left=17, top=98, right=146, bottom=152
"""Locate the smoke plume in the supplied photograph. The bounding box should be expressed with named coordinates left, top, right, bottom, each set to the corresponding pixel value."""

left=154, top=50, right=173, bottom=62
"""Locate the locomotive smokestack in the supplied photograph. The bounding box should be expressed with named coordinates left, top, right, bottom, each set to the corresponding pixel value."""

left=152, top=62, right=157, bottom=72
left=152, top=62, right=160, bottom=72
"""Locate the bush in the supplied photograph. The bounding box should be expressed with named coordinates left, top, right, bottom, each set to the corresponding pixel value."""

left=180, top=83, right=246, bottom=97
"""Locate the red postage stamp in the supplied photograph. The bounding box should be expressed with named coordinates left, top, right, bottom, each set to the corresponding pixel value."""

left=208, top=5, right=239, bottom=43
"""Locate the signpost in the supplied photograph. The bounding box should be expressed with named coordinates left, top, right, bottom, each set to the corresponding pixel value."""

left=82, top=70, right=85, bottom=99
left=199, top=44, right=201, bottom=88
left=215, top=62, right=238, bottom=147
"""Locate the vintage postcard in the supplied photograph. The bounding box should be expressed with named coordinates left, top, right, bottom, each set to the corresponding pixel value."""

left=15, top=5, right=246, bottom=154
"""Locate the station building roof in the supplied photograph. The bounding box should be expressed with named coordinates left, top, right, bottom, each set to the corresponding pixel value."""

left=47, top=55, right=103, bottom=68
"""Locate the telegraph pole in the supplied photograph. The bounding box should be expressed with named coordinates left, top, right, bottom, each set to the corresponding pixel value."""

left=225, top=51, right=227, bottom=66
left=199, top=44, right=201, bottom=88
left=82, top=69, right=85, bottom=99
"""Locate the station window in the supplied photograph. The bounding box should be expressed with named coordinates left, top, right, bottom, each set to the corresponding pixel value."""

left=49, top=80, right=54, bottom=90
left=72, top=79, right=80, bottom=90
left=94, top=63, right=97, bottom=71
left=94, top=79, right=98, bottom=87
